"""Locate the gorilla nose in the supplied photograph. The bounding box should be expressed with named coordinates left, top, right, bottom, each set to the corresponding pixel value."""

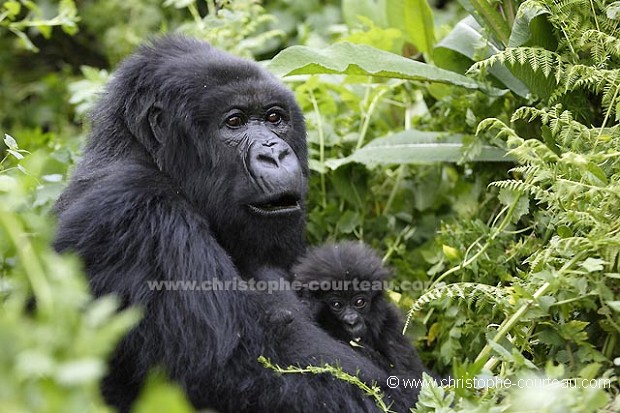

left=250, top=139, right=301, bottom=185
left=256, top=142, right=291, bottom=168
left=247, top=138, right=303, bottom=212
left=343, top=314, right=358, bottom=326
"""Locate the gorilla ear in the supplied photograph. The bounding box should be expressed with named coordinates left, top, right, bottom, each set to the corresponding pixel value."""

left=147, top=104, right=165, bottom=144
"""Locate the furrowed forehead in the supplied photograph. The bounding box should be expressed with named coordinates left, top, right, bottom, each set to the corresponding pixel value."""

left=197, top=79, right=294, bottom=116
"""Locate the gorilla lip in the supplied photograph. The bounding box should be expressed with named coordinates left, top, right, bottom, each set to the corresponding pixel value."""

left=247, top=193, right=301, bottom=216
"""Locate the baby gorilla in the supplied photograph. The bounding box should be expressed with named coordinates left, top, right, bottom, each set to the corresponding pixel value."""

left=293, top=241, right=428, bottom=376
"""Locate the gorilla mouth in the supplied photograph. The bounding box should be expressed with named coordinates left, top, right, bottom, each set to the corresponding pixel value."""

left=346, top=325, right=366, bottom=340
left=248, top=193, right=301, bottom=216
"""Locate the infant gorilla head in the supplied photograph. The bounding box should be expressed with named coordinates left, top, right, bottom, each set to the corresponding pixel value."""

left=293, top=242, right=389, bottom=343
left=292, top=241, right=430, bottom=376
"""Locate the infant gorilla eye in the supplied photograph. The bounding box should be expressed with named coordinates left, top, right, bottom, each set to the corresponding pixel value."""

left=225, top=115, right=243, bottom=128
left=330, top=300, right=343, bottom=310
left=353, top=297, right=367, bottom=309
left=266, top=111, right=282, bottom=124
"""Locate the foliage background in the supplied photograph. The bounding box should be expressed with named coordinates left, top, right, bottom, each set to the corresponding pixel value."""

left=0, top=0, right=619, bottom=412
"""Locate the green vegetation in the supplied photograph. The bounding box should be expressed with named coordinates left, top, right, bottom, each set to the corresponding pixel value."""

left=1, top=0, right=618, bottom=412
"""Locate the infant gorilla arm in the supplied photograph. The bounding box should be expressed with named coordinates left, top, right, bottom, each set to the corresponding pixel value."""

left=293, top=241, right=433, bottom=376
left=53, top=36, right=416, bottom=412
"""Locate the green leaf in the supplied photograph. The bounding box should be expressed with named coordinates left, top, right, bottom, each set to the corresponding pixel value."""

left=580, top=258, right=605, bottom=273
left=4, top=1, right=21, bottom=16
left=434, top=16, right=529, bottom=97
left=342, top=0, right=388, bottom=27
left=487, top=338, right=513, bottom=359
left=386, top=0, right=435, bottom=54
left=11, top=29, right=38, bottom=51
left=442, top=244, right=463, bottom=260
left=586, top=162, right=608, bottom=186
left=607, top=2, right=620, bottom=19
left=163, top=0, right=195, bottom=8
left=7, top=149, right=24, bottom=160
left=509, top=1, right=547, bottom=47
left=133, top=373, right=194, bottom=413
left=325, top=130, right=510, bottom=169
left=458, top=0, right=511, bottom=46
left=498, top=187, right=529, bottom=222
left=556, top=225, right=572, bottom=238
left=269, top=42, right=501, bottom=93
left=579, top=363, right=601, bottom=379
left=55, top=359, right=105, bottom=385
left=4, top=133, right=18, bottom=150
left=337, top=210, right=361, bottom=234
left=37, top=24, right=52, bottom=39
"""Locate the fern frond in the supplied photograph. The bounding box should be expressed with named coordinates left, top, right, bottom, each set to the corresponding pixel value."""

left=581, top=29, right=620, bottom=59
left=406, top=282, right=509, bottom=316
left=601, top=70, right=620, bottom=122
left=507, top=138, right=560, bottom=163
left=509, top=165, right=541, bottom=176
left=491, top=180, right=548, bottom=199
left=476, top=118, right=523, bottom=146
left=549, top=235, right=595, bottom=255
left=468, top=47, right=564, bottom=81
left=513, top=105, right=593, bottom=148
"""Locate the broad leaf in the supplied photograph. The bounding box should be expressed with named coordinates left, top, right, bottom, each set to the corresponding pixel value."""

left=386, top=0, right=435, bottom=54
left=342, top=0, right=388, bottom=27
left=325, top=130, right=510, bottom=169
left=458, top=0, right=511, bottom=46
left=269, top=42, right=502, bottom=93
left=434, top=16, right=529, bottom=97
left=509, top=0, right=556, bottom=49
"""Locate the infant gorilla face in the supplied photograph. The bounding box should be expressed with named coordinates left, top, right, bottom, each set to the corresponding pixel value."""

left=321, top=290, right=374, bottom=341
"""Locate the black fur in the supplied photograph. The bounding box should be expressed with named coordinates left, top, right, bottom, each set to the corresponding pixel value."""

left=53, top=36, right=416, bottom=412
left=294, top=242, right=431, bottom=380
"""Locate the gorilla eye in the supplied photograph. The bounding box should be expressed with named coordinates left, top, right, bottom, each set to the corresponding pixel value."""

left=225, top=115, right=244, bottom=128
left=353, top=297, right=367, bottom=309
left=330, top=300, right=343, bottom=310
left=266, top=112, right=282, bottom=124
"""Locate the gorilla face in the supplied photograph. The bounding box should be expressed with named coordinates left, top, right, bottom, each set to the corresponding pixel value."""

left=319, top=290, right=376, bottom=341
left=216, top=98, right=303, bottom=217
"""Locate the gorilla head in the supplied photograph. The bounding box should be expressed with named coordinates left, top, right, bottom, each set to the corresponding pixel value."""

left=293, top=242, right=390, bottom=342
left=88, top=37, right=308, bottom=272
left=293, top=242, right=433, bottom=380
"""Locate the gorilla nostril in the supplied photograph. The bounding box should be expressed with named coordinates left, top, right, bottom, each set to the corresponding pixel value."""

left=278, top=149, right=290, bottom=161
left=257, top=154, right=279, bottom=168
left=343, top=316, right=358, bottom=326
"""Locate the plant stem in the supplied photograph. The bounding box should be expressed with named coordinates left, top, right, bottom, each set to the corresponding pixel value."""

left=356, top=87, right=388, bottom=150
left=309, top=89, right=327, bottom=208
left=477, top=280, right=551, bottom=369
left=383, top=166, right=405, bottom=216
left=431, top=195, right=520, bottom=288
left=0, top=212, right=51, bottom=313
left=479, top=253, right=585, bottom=370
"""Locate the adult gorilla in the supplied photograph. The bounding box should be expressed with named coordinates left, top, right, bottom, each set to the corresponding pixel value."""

left=54, top=36, right=414, bottom=412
